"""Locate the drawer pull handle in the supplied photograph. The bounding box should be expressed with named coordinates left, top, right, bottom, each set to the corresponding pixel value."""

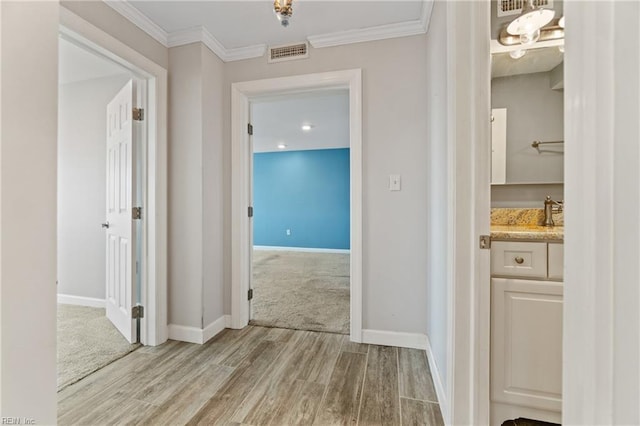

left=514, top=256, right=525, bottom=264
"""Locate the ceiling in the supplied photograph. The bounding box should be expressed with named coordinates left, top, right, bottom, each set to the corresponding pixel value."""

left=251, top=90, right=349, bottom=153
left=105, top=0, right=432, bottom=61
left=59, top=38, right=129, bottom=85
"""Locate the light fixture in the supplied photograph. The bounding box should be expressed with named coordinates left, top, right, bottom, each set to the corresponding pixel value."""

left=506, top=0, right=555, bottom=38
left=274, top=0, right=293, bottom=28
left=510, top=49, right=527, bottom=59
left=558, top=45, right=565, bottom=53
left=301, top=124, right=312, bottom=131
left=558, top=15, right=565, bottom=29
left=519, top=28, right=540, bottom=46
left=277, top=143, right=287, bottom=149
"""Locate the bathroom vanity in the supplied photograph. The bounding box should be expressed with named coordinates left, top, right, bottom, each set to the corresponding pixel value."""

left=490, top=212, right=564, bottom=425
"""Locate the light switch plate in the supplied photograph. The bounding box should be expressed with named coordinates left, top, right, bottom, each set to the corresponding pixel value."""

left=389, top=174, right=401, bottom=191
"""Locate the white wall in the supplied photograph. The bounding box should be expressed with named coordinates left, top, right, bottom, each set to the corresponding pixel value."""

left=223, top=35, right=430, bottom=335
left=168, top=44, right=204, bottom=329
left=202, top=45, right=226, bottom=327
left=168, top=43, right=225, bottom=331
left=424, top=0, right=449, bottom=401
left=0, top=1, right=58, bottom=422
left=564, top=1, right=640, bottom=424
left=58, top=74, right=131, bottom=300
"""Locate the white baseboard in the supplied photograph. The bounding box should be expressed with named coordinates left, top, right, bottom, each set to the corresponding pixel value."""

left=253, top=245, right=350, bottom=254
left=202, top=316, right=228, bottom=343
left=361, top=329, right=428, bottom=350
left=169, top=315, right=229, bottom=344
left=57, top=294, right=105, bottom=308
left=425, top=335, right=448, bottom=424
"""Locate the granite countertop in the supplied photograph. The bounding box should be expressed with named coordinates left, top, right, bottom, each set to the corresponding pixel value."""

left=490, top=208, right=564, bottom=241
left=490, top=224, right=564, bottom=241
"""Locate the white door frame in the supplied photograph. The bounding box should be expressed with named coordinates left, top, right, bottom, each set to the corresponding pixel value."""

left=444, top=1, right=491, bottom=424
left=231, top=69, right=363, bottom=342
left=59, top=7, right=168, bottom=346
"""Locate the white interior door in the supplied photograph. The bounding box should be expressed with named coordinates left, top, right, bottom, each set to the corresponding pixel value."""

left=105, top=80, right=137, bottom=343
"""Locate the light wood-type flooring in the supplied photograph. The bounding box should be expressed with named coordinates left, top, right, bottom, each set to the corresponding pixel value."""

left=58, top=326, right=444, bottom=425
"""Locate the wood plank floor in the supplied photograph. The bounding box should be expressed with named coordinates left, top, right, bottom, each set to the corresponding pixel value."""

left=58, top=326, right=444, bottom=426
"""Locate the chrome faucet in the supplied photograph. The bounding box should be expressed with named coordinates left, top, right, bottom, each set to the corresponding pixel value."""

left=543, top=195, right=563, bottom=226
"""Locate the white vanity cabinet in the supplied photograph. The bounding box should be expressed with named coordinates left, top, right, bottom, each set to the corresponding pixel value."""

left=490, top=240, right=564, bottom=425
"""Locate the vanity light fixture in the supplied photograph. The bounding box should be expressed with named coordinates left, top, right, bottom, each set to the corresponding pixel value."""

left=510, top=49, right=527, bottom=59
left=506, top=0, right=555, bottom=39
left=558, top=15, right=565, bottom=28
left=274, top=0, right=293, bottom=27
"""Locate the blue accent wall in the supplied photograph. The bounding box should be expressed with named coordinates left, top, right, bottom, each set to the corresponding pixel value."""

left=253, top=148, right=350, bottom=250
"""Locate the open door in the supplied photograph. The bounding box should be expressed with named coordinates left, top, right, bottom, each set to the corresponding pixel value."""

left=104, top=80, right=137, bottom=343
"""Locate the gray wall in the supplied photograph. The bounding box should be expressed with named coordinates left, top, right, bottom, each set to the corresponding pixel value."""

left=425, top=0, right=449, bottom=393
left=223, top=35, right=430, bottom=334
left=491, top=71, right=564, bottom=206
left=57, top=74, right=131, bottom=300
left=168, top=43, right=226, bottom=329
left=491, top=71, right=564, bottom=184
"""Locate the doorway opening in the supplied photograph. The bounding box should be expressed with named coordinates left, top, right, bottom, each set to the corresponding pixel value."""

left=249, top=90, right=351, bottom=334
left=230, top=69, right=363, bottom=342
left=56, top=34, right=145, bottom=390
left=55, top=9, right=168, bottom=392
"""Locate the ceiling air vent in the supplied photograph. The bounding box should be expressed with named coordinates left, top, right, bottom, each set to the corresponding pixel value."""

left=268, top=42, right=309, bottom=64
left=497, top=0, right=553, bottom=17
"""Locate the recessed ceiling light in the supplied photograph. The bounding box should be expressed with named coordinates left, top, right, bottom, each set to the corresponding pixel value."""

left=301, top=124, right=313, bottom=131
left=277, top=143, right=287, bottom=149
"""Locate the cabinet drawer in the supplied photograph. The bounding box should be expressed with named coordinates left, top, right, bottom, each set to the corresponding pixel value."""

left=548, top=243, right=564, bottom=280
left=491, top=241, right=548, bottom=279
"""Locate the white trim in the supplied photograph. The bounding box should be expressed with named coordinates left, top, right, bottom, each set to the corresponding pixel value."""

left=168, top=324, right=202, bottom=344
left=253, top=246, right=350, bottom=254
left=426, top=335, right=449, bottom=423
left=168, top=315, right=227, bottom=344
left=101, top=0, right=168, bottom=46
left=101, top=0, right=432, bottom=62
left=308, top=0, right=433, bottom=48
left=202, top=316, right=227, bottom=343
left=60, top=6, right=168, bottom=347
left=231, top=69, right=363, bottom=344
left=361, top=329, right=427, bottom=350
left=57, top=294, right=106, bottom=309
left=224, top=314, right=232, bottom=328
left=445, top=1, right=491, bottom=425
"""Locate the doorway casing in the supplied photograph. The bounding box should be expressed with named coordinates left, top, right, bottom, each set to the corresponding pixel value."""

left=230, top=69, right=363, bottom=341
left=60, top=7, right=168, bottom=346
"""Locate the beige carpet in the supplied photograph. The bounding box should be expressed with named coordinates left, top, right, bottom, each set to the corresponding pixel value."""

left=250, top=250, right=350, bottom=334
left=57, top=304, right=139, bottom=391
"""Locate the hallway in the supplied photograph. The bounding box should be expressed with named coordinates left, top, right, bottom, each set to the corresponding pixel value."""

left=58, top=326, right=443, bottom=425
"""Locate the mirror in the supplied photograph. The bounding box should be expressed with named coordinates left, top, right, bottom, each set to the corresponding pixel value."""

left=491, top=46, right=564, bottom=185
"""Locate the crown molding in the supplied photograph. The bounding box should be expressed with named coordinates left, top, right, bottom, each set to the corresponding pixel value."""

left=309, top=0, right=433, bottom=49
left=103, top=0, right=433, bottom=61
left=102, top=0, right=168, bottom=46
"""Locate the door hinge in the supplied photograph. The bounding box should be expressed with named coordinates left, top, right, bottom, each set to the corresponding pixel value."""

left=248, top=289, right=254, bottom=300
left=132, top=207, right=142, bottom=220
left=132, top=305, right=144, bottom=319
left=133, top=108, right=144, bottom=121
left=248, top=206, right=254, bottom=218
left=247, top=123, right=253, bottom=135
left=479, top=235, right=491, bottom=249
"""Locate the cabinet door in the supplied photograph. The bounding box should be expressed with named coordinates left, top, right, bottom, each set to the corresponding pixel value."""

left=491, top=278, right=563, bottom=413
